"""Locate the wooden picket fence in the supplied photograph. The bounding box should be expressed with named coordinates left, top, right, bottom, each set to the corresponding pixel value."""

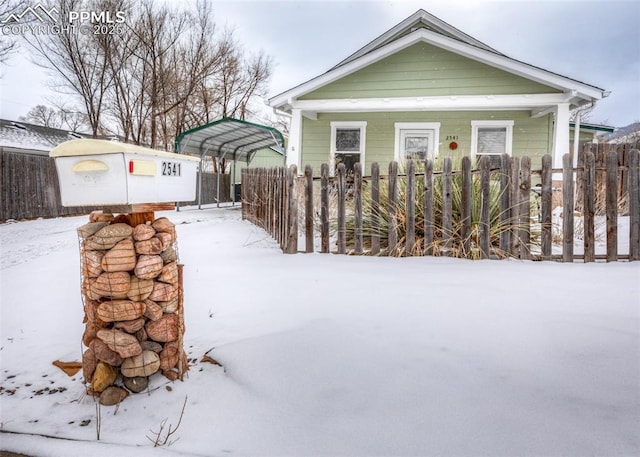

left=241, top=150, right=640, bottom=262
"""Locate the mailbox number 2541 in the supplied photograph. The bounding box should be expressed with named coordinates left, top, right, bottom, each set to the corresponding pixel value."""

left=162, top=161, right=181, bottom=177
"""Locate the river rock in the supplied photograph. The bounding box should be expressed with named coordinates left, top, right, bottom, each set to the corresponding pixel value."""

left=101, top=239, right=136, bottom=272
left=143, top=299, right=163, bottom=321
left=92, top=361, right=117, bottom=393
left=127, top=276, right=154, bottom=301
left=123, top=376, right=149, bottom=393
left=90, top=272, right=130, bottom=299
left=133, top=224, right=156, bottom=241
left=90, top=338, right=123, bottom=366
left=121, top=350, right=161, bottom=378
left=97, top=328, right=142, bottom=358
left=135, top=237, right=163, bottom=255
left=97, top=300, right=145, bottom=322
left=99, top=386, right=129, bottom=406
left=158, top=262, right=178, bottom=285
left=135, top=255, right=163, bottom=280
left=145, top=313, right=179, bottom=343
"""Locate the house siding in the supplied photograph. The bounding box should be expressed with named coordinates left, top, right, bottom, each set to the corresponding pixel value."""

left=301, top=111, right=552, bottom=174
left=299, top=42, right=562, bottom=100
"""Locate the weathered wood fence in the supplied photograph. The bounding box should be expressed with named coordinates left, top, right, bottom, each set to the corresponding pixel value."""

left=0, top=149, right=228, bottom=221
left=242, top=150, right=640, bottom=262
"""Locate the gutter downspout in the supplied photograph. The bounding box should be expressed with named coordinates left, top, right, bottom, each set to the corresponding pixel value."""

left=572, top=110, right=581, bottom=169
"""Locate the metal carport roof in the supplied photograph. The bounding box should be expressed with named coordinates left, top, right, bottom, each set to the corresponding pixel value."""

left=174, top=117, right=285, bottom=162
left=174, top=117, right=286, bottom=209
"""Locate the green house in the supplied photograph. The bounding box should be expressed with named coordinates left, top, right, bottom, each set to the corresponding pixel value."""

left=268, top=10, right=608, bottom=175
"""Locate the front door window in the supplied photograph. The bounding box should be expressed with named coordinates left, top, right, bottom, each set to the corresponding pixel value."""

left=401, top=130, right=433, bottom=162
left=400, top=129, right=434, bottom=162
left=394, top=123, right=441, bottom=165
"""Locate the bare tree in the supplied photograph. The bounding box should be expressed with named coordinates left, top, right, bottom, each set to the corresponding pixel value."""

left=22, top=0, right=114, bottom=136
left=0, top=0, right=29, bottom=67
left=19, top=105, right=60, bottom=127
left=19, top=103, right=90, bottom=131
left=21, top=0, right=273, bottom=156
left=570, top=104, right=594, bottom=123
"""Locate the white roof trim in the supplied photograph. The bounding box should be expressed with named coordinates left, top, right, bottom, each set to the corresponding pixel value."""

left=291, top=93, right=575, bottom=113
left=269, top=28, right=606, bottom=111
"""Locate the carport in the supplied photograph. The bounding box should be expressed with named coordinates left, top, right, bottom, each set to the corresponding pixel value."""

left=174, top=117, right=286, bottom=208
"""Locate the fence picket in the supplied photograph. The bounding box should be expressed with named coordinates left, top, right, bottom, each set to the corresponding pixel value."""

left=320, top=163, right=330, bottom=254
left=461, top=157, right=472, bottom=258
left=499, top=154, right=511, bottom=255
left=510, top=157, right=520, bottom=257
left=406, top=160, right=415, bottom=256
left=630, top=149, right=640, bottom=261
left=562, top=154, right=574, bottom=262
left=371, top=162, right=381, bottom=255
left=388, top=161, right=398, bottom=255
left=305, top=165, right=314, bottom=253
left=286, top=165, right=298, bottom=254
left=354, top=162, right=363, bottom=254
left=424, top=160, right=434, bottom=255
left=337, top=163, right=346, bottom=254
left=541, top=154, right=552, bottom=259
left=606, top=152, right=618, bottom=262
left=479, top=156, right=491, bottom=258
left=583, top=152, right=596, bottom=263
left=519, top=156, right=531, bottom=260
left=442, top=158, right=453, bottom=256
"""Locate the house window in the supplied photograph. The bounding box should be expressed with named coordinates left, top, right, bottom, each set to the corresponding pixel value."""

left=330, top=121, right=367, bottom=176
left=394, top=122, right=441, bottom=165
left=471, top=120, right=514, bottom=167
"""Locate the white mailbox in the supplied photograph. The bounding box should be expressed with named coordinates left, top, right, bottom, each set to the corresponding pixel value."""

left=50, top=139, right=201, bottom=206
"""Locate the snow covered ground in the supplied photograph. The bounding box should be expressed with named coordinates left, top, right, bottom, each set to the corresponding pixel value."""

left=1, top=205, right=639, bottom=456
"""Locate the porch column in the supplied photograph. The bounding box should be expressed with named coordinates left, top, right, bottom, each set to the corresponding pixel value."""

left=287, top=108, right=302, bottom=170
left=552, top=103, right=570, bottom=181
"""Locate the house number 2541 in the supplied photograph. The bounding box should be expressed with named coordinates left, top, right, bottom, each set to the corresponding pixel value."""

left=162, top=161, right=182, bottom=176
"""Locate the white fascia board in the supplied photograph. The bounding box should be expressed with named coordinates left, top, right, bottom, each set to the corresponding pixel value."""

left=290, top=93, right=574, bottom=113
left=269, top=28, right=606, bottom=110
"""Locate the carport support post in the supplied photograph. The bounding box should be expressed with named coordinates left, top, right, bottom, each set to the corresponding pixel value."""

left=198, top=158, right=203, bottom=210
left=216, top=157, right=221, bottom=208
left=232, top=159, right=236, bottom=206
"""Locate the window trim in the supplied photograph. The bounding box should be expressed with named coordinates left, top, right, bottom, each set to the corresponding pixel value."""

left=330, top=121, right=367, bottom=175
left=471, top=120, right=514, bottom=161
left=394, top=122, right=441, bottom=163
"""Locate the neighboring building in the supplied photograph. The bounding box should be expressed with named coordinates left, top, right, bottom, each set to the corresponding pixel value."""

left=269, top=10, right=609, bottom=174
left=232, top=147, right=287, bottom=184
left=0, top=119, right=88, bottom=155
left=570, top=122, right=615, bottom=144
left=601, top=122, right=640, bottom=144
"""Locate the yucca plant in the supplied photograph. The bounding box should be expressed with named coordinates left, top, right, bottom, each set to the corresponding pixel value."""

left=342, top=159, right=539, bottom=259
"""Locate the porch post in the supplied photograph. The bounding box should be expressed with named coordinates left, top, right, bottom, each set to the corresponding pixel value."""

left=553, top=103, right=570, bottom=181
left=287, top=108, right=302, bottom=170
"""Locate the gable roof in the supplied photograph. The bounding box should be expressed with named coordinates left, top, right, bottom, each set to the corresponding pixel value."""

left=269, top=10, right=608, bottom=111
left=331, top=9, right=503, bottom=71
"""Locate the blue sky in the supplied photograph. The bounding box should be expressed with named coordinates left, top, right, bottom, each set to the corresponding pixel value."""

left=1, top=0, right=638, bottom=127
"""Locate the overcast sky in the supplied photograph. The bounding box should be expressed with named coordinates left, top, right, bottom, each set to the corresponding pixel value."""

left=1, top=0, right=638, bottom=128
